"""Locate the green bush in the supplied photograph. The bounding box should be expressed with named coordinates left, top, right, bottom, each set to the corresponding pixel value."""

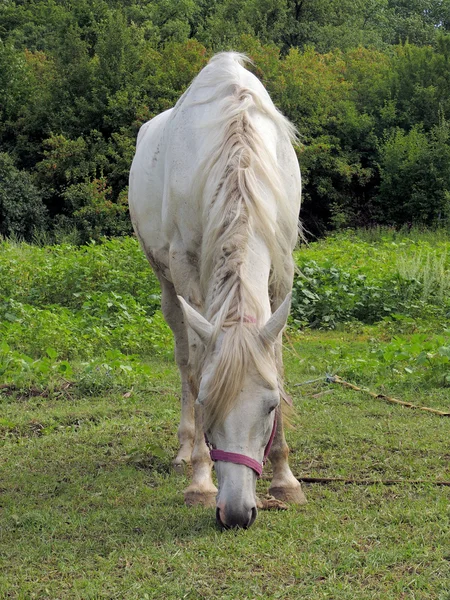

left=376, top=332, right=450, bottom=386
left=376, top=120, right=450, bottom=226
left=292, top=232, right=450, bottom=328
left=292, top=261, right=403, bottom=327
left=63, top=179, right=133, bottom=243
left=1, top=232, right=450, bottom=392
left=0, top=293, right=172, bottom=362
left=0, top=237, right=159, bottom=309
left=0, top=238, right=172, bottom=369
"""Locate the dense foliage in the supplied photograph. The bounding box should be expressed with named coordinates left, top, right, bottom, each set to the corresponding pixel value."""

left=1, top=1, right=450, bottom=239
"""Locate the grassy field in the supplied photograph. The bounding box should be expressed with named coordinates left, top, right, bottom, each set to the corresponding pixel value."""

left=1, top=231, right=450, bottom=599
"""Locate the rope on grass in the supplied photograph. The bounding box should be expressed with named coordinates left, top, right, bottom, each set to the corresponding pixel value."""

left=326, top=374, right=450, bottom=417
left=261, top=475, right=450, bottom=487
left=293, top=376, right=326, bottom=387
left=294, top=373, right=450, bottom=416
left=298, top=476, right=450, bottom=487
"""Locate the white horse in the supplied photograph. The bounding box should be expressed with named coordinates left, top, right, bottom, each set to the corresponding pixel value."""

left=129, top=52, right=306, bottom=528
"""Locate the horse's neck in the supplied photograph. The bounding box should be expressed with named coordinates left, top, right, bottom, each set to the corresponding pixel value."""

left=242, top=234, right=272, bottom=320
left=204, top=231, right=272, bottom=326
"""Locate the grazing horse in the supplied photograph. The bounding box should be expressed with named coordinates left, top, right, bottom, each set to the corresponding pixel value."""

left=129, top=52, right=306, bottom=528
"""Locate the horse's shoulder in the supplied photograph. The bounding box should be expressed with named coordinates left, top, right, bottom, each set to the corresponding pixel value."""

left=136, top=108, right=173, bottom=149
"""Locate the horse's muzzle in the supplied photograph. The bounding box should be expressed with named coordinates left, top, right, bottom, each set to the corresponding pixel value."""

left=216, top=505, right=257, bottom=530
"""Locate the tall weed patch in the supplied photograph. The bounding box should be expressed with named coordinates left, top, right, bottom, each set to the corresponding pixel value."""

left=292, top=232, right=450, bottom=328
left=397, top=247, right=450, bottom=304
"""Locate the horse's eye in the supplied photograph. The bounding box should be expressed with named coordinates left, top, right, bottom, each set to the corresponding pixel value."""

left=268, top=403, right=278, bottom=414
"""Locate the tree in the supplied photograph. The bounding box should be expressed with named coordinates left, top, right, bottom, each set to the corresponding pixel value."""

left=377, top=119, right=450, bottom=225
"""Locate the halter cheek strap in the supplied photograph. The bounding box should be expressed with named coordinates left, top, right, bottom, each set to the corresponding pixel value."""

left=205, top=411, right=278, bottom=478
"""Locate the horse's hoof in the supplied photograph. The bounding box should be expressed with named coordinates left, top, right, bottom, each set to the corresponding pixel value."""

left=184, top=488, right=217, bottom=508
left=172, top=458, right=190, bottom=474
left=269, top=484, right=307, bottom=505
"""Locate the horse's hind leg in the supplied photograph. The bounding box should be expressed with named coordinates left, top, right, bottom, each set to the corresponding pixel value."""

left=158, top=277, right=195, bottom=469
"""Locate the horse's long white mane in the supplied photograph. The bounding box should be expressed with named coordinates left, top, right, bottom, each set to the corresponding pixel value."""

left=175, top=53, right=298, bottom=428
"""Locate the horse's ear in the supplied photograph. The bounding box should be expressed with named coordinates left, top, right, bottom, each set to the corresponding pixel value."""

left=177, top=296, right=213, bottom=345
left=260, top=293, right=291, bottom=344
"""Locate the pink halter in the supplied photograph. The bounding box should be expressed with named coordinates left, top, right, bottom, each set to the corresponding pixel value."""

left=205, top=411, right=278, bottom=478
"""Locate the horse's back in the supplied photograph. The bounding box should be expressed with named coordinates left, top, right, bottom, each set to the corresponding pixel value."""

left=129, top=53, right=301, bottom=268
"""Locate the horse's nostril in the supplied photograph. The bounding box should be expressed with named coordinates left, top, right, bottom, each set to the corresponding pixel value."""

left=216, top=507, right=229, bottom=530
left=247, top=506, right=257, bottom=528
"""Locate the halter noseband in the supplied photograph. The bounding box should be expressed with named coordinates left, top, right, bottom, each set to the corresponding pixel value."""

left=205, top=411, right=277, bottom=478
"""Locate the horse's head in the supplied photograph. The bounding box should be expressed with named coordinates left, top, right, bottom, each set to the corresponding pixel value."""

left=179, top=295, right=291, bottom=529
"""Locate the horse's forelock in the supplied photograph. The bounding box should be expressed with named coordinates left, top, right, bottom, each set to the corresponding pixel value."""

left=201, top=325, right=277, bottom=431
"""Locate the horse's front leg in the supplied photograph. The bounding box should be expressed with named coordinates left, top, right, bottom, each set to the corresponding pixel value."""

left=268, top=403, right=306, bottom=504
left=184, top=402, right=217, bottom=508
left=158, top=277, right=195, bottom=469
left=161, top=279, right=217, bottom=505
left=268, top=335, right=307, bottom=504
left=167, top=244, right=217, bottom=507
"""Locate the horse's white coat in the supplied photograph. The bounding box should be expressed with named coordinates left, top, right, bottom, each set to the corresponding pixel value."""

left=129, top=53, right=306, bottom=528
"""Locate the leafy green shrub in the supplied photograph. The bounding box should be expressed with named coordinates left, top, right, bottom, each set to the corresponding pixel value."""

left=291, top=261, right=404, bottom=327
left=75, top=350, right=155, bottom=396
left=0, top=299, right=85, bottom=359
left=0, top=237, right=173, bottom=378
left=376, top=332, right=450, bottom=385
left=292, top=232, right=450, bottom=328
left=78, top=292, right=172, bottom=357
left=1, top=232, right=449, bottom=397
left=0, top=297, right=172, bottom=361
left=0, top=237, right=160, bottom=309
left=0, top=341, right=73, bottom=388
left=63, top=179, right=133, bottom=243
left=0, top=340, right=159, bottom=395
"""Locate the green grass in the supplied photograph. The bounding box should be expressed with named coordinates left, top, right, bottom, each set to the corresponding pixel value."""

left=1, top=232, right=450, bottom=599
left=1, top=335, right=449, bottom=599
